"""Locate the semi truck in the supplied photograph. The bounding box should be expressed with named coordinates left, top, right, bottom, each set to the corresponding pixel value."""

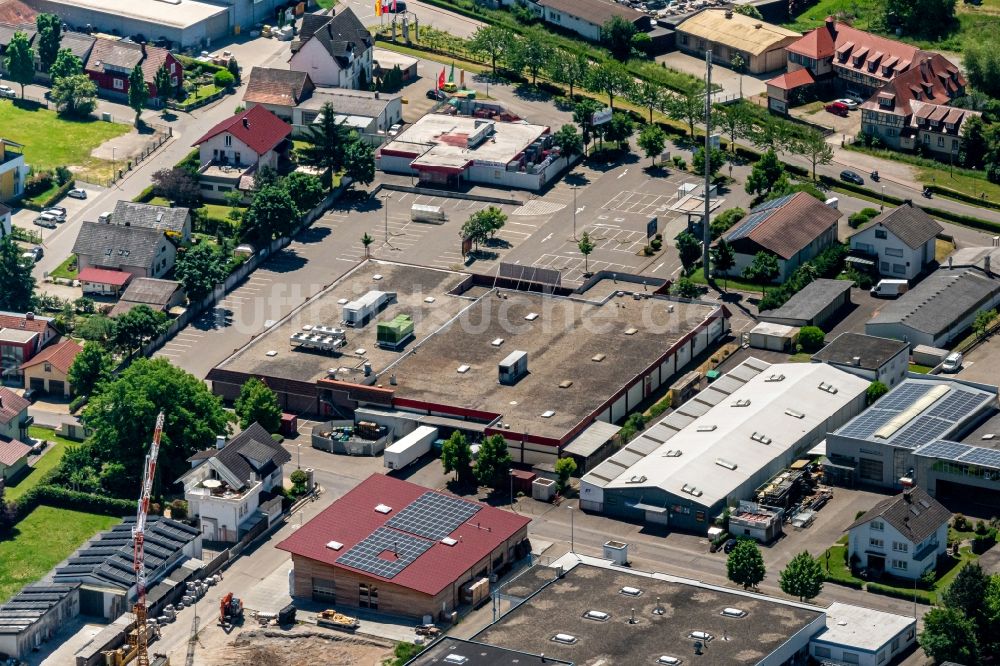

left=384, top=425, right=438, bottom=470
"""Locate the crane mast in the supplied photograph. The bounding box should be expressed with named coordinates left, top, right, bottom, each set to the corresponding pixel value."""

left=131, top=411, right=164, bottom=666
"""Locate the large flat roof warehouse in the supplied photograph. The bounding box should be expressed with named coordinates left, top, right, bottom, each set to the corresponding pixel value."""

left=37, top=0, right=226, bottom=29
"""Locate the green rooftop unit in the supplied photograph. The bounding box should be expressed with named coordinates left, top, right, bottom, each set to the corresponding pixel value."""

left=377, top=314, right=414, bottom=349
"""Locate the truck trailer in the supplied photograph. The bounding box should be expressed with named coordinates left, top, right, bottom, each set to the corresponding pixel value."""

left=343, top=291, right=394, bottom=327
left=384, top=425, right=438, bottom=470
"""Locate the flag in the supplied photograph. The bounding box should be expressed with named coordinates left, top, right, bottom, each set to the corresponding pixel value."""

left=438, top=68, right=445, bottom=90
left=375, top=0, right=381, bottom=16
left=448, top=61, right=455, bottom=83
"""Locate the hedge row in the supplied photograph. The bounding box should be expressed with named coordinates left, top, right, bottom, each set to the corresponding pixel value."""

left=866, top=582, right=934, bottom=605
left=14, top=484, right=133, bottom=522
left=21, top=179, right=75, bottom=212
left=927, top=183, right=1000, bottom=211
left=822, top=573, right=864, bottom=589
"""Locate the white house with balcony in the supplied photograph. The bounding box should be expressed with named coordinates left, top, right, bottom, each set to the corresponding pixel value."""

left=846, top=486, right=949, bottom=580
left=288, top=8, right=373, bottom=89
left=848, top=202, right=942, bottom=281
left=177, top=422, right=291, bottom=543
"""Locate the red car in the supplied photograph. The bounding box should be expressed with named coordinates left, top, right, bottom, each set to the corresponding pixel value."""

left=825, top=102, right=849, bottom=117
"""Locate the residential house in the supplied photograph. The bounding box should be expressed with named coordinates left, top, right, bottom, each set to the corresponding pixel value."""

left=811, top=332, right=910, bottom=388
left=675, top=9, right=801, bottom=75
left=288, top=8, right=374, bottom=89
left=860, top=54, right=969, bottom=153
left=192, top=104, right=291, bottom=203
left=177, top=422, right=291, bottom=543
left=84, top=38, right=181, bottom=104
left=766, top=68, right=817, bottom=114
left=293, top=88, right=402, bottom=143
left=0, top=202, right=10, bottom=240
left=20, top=338, right=83, bottom=397
left=0, top=386, right=30, bottom=443
left=0, top=311, right=57, bottom=382
left=849, top=202, right=942, bottom=280
left=720, top=192, right=841, bottom=282
left=0, top=22, right=35, bottom=80
left=847, top=486, right=949, bottom=580
left=76, top=267, right=133, bottom=297
left=111, top=200, right=192, bottom=244
left=242, top=66, right=315, bottom=121
left=0, top=138, right=28, bottom=202
left=529, top=0, right=648, bottom=43
left=109, top=278, right=185, bottom=316
left=0, top=437, right=30, bottom=482
left=33, top=31, right=95, bottom=82
left=72, top=221, right=176, bottom=283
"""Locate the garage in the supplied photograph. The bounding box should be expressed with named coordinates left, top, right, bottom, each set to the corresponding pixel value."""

left=935, top=479, right=1000, bottom=512
left=859, top=458, right=883, bottom=483
left=29, top=378, right=44, bottom=392
left=48, top=380, right=64, bottom=395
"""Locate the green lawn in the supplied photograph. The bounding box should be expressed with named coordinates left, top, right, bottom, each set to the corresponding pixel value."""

left=0, top=506, right=120, bottom=603
left=49, top=253, right=78, bottom=281
left=315, top=0, right=336, bottom=7
left=688, top=266, right=770, bottom=295
left=3, top=427, right=73, bottom=502
left=909, top=363, right=933, bottom=374
left=0, top=100, right=129, bottom=181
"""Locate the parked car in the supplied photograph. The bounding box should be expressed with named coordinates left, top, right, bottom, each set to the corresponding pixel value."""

left=0, top=85, right=14, bottom=99
left=21, top=246, right=43, bottom=263
left=33, top=213, right=58, bottom=228
left=67, top=188, right=88, bottom=199
left=941, top=352, right=964, bottom=373
left=723, top=538, right=738, bottom=554
left=870, top=279, right=909, bottom=298
left=834, top=98, right=859, bottom=110
left=825, top=102, right=849, bottom=117
left=22, top=388, right=37, bottom=403
left=426, top=88, right=446, bottom=100
left=840, top=170, right=864, bottom=185
left=42, top=207, right=66, bottom=220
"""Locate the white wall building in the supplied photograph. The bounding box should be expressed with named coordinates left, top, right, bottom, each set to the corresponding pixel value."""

left=811, top=332, right=910, bottom=388
left=289, top=9, right=374, bottom=89
left=849, top=202, right=942, bottom=281
left=810, top=602, right=917, bottom=666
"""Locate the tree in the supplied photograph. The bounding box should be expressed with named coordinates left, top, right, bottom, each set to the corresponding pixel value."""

left=555, top=457, right=576, bottom=491
left=80, top=358, right=233, bottom=492
left=553, top=124, right=584, bottom=160
left=637, top=124, right=666, bottom=165
left=573, top=98, right=601, bottom=149
left=866, top=381, right=889, bottom=406
left=76, top=315, right=114, bottom=343
left=920, top=607, right=980, bottom=666
left=692, top=146, right=727, bottom=178
left=779, top=551, right=823, bottom=601
left=511, top=29, right=550, bottom=85
left=3, top=31, right=35, bottom=99
left=883, top=0, right=956, bottom=39
left=732, top=4, right=763, bottom=19
left=547, top=49, right=589, bottom=99
left=213, top=69, right=235, bottom=88
left=379, top=64, right=404, bottom=93
left=471, top=205, right=507, bottom=240
left=710, top=207, right=745, bottom=240
left=111, top=304, right=167, bottom=357
left=441, top=431, right=475, bottom=487
left=628, top=80, right=664, bottom=123
left=585, top=61, right=633, bottom=111
left=666, top=84, right=708, bottom=139
left=603, top=112, right=635, bottom=150
left=127, top=63, right=149, bottom=125
left=960, top=113, right=988, bottom=169
left=151, top=168, right=200, bottom=206
left=745, top=149, right=785, bottom=197
left=67, top=342, right=113, bottom=397
left=0, top=478, right=16, bottom=534
left=361, top=232, right=374, bottom=258
left=675, top=231, right=701, bottom=275
left=469, top=25, right=515, bottom=76
left=227, top=57, right=240, bottom=84
left=727, top=539, right=766, bottom=590
left=715, top=101, right=751, bottom=151
left=50, top=74, right=98, bottom=117
left=601, top=16, right=638, bottom=61
left=175, top=244, right=228, bottom=303
left=343, top=136, right=376, bottom=188
left=290, top=469, right=309, bottom=495
left=282, top=172, right=325, bottom=213
left=672, top=276, right=700, bottom=298
left=48, top=48, right=82, bottom=84
left=943, top=562, right=990, bottom=630
left=297, top=102, right=351, bottom=188
left=742, top=251, right=780, bottom=288
left=798, top=326, right=825, bottom=352
left=475, top=434, right=512, bottom=488
left=730, top=52, right=746, bottom=99
left=794, top=129, right=834, bottom=181
left=964, top=39, right=1000, bottom=101
left=244, top=184, right=299, bottom=241
left=35, top=13, right=61, bottom=73
left=234, top=377, right=282, bottom=433
left=711, top=238, right=735, bottom=290
left=578, top=231, right=595, bottom=273
left=0, top=237, right=35, bottom=312
left=153, top=64, right=173, bottom=107
left=973, top=308, right=997, bottom=339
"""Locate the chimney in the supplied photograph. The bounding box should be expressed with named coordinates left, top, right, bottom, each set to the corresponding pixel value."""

left=242, top=117, right=250, bottom=130
left=986, top=254, right=992, bottom=275
left=825, top=16, right=837, bottom=38
left=375, top=91, right=380, bottom=99
left=25, top=312, right=33, bottom=320
left=216, top=435, right=226, bottom=450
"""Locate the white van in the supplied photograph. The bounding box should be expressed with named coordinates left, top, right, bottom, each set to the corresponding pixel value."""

left=98, top=211, right=113, bottom=224
left=870, top=279, right=909, bottom=298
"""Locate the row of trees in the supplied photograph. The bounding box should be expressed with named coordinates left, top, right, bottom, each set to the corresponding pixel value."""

left=441, top=431, right=512, bottom=490
left=724, top=539, right=824, bottom=602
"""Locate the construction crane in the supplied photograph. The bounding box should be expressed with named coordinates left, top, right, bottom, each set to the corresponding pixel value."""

left=131, top=411, right=165, bottom=666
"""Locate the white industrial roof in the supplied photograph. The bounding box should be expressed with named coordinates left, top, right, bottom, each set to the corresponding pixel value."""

left=44, top=0, right=227, bottom=29
left=583, top=359, right=869, bottom=506
left=814, top=602, right=915, bottom=652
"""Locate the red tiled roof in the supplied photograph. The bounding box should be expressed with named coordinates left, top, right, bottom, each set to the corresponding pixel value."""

left=734, top=192, right=841, bottom=260
left=788, top=19, right=918, bottom=83
left=0, top=0, right=35, bottom=25
left=0, top=437, right=30, bottom=466
left=766, top=68, right=814, bottom=90
left=0, top=312, right=51, bottom=334
left=192, top=104, right=291, bottom=156
left=860, top=53, right=966, bottom=118
left=0, top=387, right=29, bottom=426
left=77, top=267, right=133, bottom=287
left=20, top=338, right=83, bottom=374
left=277, top=474, right=530, bottom=596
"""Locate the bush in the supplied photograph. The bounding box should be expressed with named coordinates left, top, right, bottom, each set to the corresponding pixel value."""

left=798, top=326, right=825, bottom=352
left=68, top=395, right=88, bottom=414
left=867, top=582, right=934, bottom=605
left=213, top=70, right=235, bottom=88
left=54, top=166, right=73, bottom=186
left=169, top=499, right=188, bottom=520
left=823, top=573, right=864, bottom=589
left=954, top=513, right=968, bottom=531
left=14, top=484, right=135, bottom=522
left=23, top=171, right=54, bottom=197
left=710, top=207, right=745, bottom=240
left=973, top=527, right=997, bottom=554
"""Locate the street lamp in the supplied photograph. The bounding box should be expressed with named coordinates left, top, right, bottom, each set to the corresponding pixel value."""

left=572, top=185, right=578, bottom=241
left=297, top=443, right=302, bottom=470
left=567, top=504, right=575, bottom=554
left=509, top=469, right=516, bottom=512
left=383, top=193, right=391, bottom=247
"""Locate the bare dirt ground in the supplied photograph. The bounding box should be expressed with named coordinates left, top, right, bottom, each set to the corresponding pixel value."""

left=199, top=628, right=396, bottom=666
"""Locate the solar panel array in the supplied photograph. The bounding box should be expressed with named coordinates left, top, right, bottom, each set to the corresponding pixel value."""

left=336, top=527, right=434, bottom=579
left=914, top=440, right=972, bottom=460
left=959, top=447, right=1000, bottom=469
left=927, top=389, right=989, bottom=421
left=893, top=416, right=954, bottom=450
left=838, top=409, right=895, bottom=439
left=387, top=492, right=482, bottom=541
left=915, top=439, right=1000, bottom=470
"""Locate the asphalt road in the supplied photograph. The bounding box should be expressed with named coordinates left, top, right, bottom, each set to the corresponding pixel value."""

left=340, top=0, right=483, bottom=37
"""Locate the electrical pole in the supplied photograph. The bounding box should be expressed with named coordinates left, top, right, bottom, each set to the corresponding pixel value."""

left=702, top=50, right=713, bottom=278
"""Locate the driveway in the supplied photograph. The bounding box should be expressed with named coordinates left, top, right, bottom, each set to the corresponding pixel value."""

left=656, top=51, right=768, bottom=101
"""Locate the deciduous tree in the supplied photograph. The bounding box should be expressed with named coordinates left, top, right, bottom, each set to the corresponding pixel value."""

left=548, top=49, right=589, bottom=99
left=441, top=431, right=475, bottom=487
left=578, top=231, right=595, bottom=273
left=67, top=342, right=113, bottom=397
left=603, top=112, right=635, bottom=150
left=48, top=48, right=83, bottom=84
left=742, top=251, right=780, bottom=288
left=553, top=124, right=584, bottom=160
left=3, top=31, right=35, bottom=99
left=628, top=80, right=665, bottom=123
left=601, top=15, right=638, bottom=61
left=468, top=25, right=515, bottom=76
left=111, top=304, right=167, bottom=357
left=151, top=168, right=200, bottom=206
left=35, top=13, right=61, bottom=73
left=585, top=61, right=633, bottom=111
left=344, top=137, right=376, bottom=188
left=243, top=184, right=299, bottom=241
left=794, top=129, right=834, bottom=181
left=475, top=434, right=512, bottom=488
left=727, top=539, right=766, bottom=590
left=693, top=146, right=727, bottom=178
left=745, top=149, right=785, bottom=197
left=675, top=231, right=701, bottom=275
left=866, top=381, right=889, bottom=405
left=637, top=124, right=666, bottom=165
left=282, top=172, right=325, bottom=213
left=779, top=551, right=823, bottom=601
left=234, top=377, right=282, bottom=433
left=0, top=237, right=35, bottom=312
left=175, top=244, right=228, bottom=303
left=710, top=238, right=735, bottom=290
left=920, top=607, right=980, bottom=666
left=510, top=29, right=550, bottom=85
left=51, top=74, right=97, bottom=117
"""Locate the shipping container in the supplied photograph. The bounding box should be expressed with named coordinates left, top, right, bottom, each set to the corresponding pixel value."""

left=411, top=204, right=447, bottom=224
left=343, top=291, right=393, bottom=327
left=498, top=350, right=528, bottom=385
left=384, top=425, right=438, bottom=470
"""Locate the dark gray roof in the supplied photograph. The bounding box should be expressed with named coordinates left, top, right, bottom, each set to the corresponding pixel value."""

left=846, top=486, right=950, bottom=544
left=112, top=201, right=189, bottom=235
left=0, top=583, right=79, bottom=634
left=535, top=0, right=644, bottom=27
left=0, top=24, right=34, bottom=48
left=759, top=279, right=852, bottom=321
left=300, top=10, right=334, bottom=42
left=117, top=278, right=181, bottom=306
left=306, top=8, right=373, bottom=67
left=861, top=203, right=943, bottom=250
left=58, top=31, right=95, bottom=61
left=72, top=221, right=164, bottom=270
left=53, top=517, right=198, bottom=591
left=868, top=268, right=1000, bottom=337
left=411, top=637, right=573, bottom=666
left=301, top=87, right=398, bottom=117
left=811, top=332, right=908, bottom=370
left=185, top=423, right=290, bottom=490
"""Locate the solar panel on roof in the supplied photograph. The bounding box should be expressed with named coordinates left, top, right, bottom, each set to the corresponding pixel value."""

left=893, top=416, right=953, bottom=449
left=838, top=409, right=895, bottom=439
left=915, top=440, right=973, bottom=460
left=336, top=526, right=433, bottom=579
left=386, top=492, right=482, bottom=541
left=877, top=383, right=934, bottom=411
left=958, top=447, right=1000, bottom=470
left=927, top=389, right=989, bottom=421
